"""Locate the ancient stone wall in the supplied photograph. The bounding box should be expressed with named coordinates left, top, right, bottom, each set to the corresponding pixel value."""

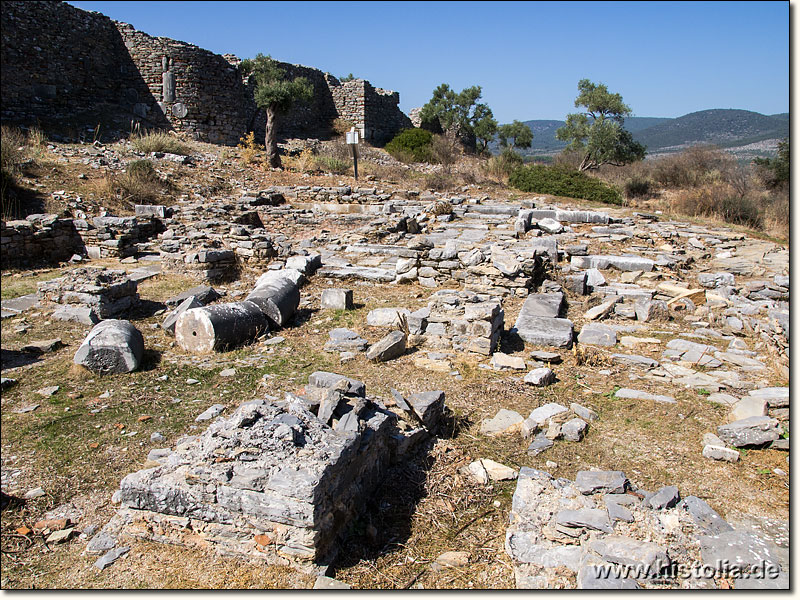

left=329, top=80, right=412, bottom=144
left=1, top=1, right=411, bottom=145
left=0, top=215, right=84, bottom=268
left=0, top=1, right=160, bottom=134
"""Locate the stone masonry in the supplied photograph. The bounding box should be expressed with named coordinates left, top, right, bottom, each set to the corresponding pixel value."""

left=1, top=1, right=411, bottom=145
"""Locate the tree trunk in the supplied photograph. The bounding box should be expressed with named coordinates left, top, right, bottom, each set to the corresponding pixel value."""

left=265, top=106, right=281, bottom=168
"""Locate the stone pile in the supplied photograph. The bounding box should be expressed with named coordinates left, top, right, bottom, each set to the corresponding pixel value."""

left=92, top=373, right=446, bottom=572
left=410, top=289, right=504, bottom=356
left=37, top=267, right=139, bottom=320
left=505, top=468, right=788, bottom=589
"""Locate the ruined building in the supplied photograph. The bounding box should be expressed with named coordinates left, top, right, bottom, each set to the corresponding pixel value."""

left=0, top=1, right=412, bottom=145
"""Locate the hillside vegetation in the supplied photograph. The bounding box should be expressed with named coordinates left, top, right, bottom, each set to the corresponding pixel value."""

left=496, top=109, right=788, bottom=157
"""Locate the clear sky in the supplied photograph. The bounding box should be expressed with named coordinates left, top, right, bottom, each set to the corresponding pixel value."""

left=67, top=1, right=789, bottom=122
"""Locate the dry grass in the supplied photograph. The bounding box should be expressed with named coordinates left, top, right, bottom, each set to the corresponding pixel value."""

left=130, top=131, right=191, bottom=156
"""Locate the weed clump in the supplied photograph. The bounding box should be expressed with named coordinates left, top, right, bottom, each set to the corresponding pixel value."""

left=131, top=130, right=191, bottom=156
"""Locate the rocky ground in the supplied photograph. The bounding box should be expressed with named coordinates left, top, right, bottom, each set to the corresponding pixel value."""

left=0, top=138, right=789, bottom=589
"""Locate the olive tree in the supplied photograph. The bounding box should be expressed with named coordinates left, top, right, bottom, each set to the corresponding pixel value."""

left=419, top=83, right=496, bottom=152
left=240, top=54, right=314, bottom=168
left=497, top=120, right=533, bottom=151
left=556, top=79, right=645, bottom=171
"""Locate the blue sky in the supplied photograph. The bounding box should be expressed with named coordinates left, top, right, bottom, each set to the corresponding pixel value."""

left=67, top=1, right=789, bottom=122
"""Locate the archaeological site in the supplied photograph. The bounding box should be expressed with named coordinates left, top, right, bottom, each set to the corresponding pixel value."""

left=0, top=0, right=789, bottom=590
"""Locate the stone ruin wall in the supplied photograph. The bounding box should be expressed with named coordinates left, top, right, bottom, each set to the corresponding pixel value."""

left=330, top=79, right=413, bottom=144
left=1, top=1, right=411, bottom=145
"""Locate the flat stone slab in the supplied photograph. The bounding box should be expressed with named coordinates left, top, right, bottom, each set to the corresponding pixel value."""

left=1, top=293, right=40, bottom=313
left=577, top=323, right=617, bottom=347
left=571, top=255, right=655, bottom=272
left=615, top=388, right=676, bottom=404
left=717, top=416, right=780, bottom=447
left=513, top=315, right=574, bottom=349
left=480, top=409, right=524, bottom=436
left=527, top=403, right=568, bottom=427
left=575, top=470, right=628, bottom=495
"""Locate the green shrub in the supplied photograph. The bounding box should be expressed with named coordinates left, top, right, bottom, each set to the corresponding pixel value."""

left=623, top=176, right=652, bottom=199
left=385, top=128, right=433, bottom=163
left=315, top=155, right=350, bottom=174
left=509, top=165, right=623, bottom=205
left=131, top=131, right=191, bottom=156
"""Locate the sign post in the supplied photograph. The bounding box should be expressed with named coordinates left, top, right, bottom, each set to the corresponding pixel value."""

left=346, top=127, right=359, bottom=181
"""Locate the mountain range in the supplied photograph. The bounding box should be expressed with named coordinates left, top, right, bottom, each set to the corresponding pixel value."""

left=492, top=109, right=789, bottom=159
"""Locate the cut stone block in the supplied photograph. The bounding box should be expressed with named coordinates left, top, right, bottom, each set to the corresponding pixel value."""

left=480, top=409, right=525, bottom=437
left=320, top=289, right=354, bottom=310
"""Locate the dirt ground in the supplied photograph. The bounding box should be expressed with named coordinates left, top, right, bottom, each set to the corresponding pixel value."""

left=0, top=140, right=789, bottom=589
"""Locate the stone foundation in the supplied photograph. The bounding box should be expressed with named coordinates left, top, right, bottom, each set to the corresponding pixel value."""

left=37, top=267, right=139, bottom=319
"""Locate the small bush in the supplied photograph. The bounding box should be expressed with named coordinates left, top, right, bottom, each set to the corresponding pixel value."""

left=385, top=128, right=433, bottom=163
left=509, top=165, right=623, bottom=205
left=315, top=155, right=350, bottom=174
left=422, top=172, right=457, bottom=192
left=623, top=176, right=652, bottom=199
left=483, top=149, right=524, bottom=181
left=131, top=130, right=191, bottom=156
left=238, top=131, right=262, bottom=164
left=107, top=159, right=166, bottom=207
left=429, top=200, right=453, bottom=215
left=429, top=134, right=458, bottom=169
left=673, top=183, right=762, bottom=230
left=650, top=146, right=732, bottom=189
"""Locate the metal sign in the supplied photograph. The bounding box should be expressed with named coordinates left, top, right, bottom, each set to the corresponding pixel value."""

left=347, top=127, right=359, bottom=180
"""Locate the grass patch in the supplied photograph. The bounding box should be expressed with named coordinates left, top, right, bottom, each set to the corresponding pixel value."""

left=130, top=131, right=191, bottom=156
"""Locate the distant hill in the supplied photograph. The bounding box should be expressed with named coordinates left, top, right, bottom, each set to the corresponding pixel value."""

left=632, top=109, right=789, bottom=151
left=493, top=109, right=788, bottom=158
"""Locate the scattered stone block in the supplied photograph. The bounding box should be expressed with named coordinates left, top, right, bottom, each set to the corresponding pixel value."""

left=480, top=409, right=524, bottom=437
left=320, top=288, right=354, bottom=310
left=366, top=330, right=407, bottom=362
left=74, top=320, right=144, bottom=374
left=717, top=417, right=780, bottom=448
left=523, top=368, right=556, bottom=387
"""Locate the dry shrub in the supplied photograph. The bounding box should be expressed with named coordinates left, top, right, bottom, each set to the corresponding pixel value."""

left=331, top=118, right=354, bottom=137
left=481, top=150, right=523, bottom=183
left=315, top=155, right=350, bottom=174
left=131, top=130, right=191, bottom=156
left=98, top=159, right=169, bottom=211
left=238, top=131, right=262, bottom=164
left=672, top=182, right=763, bottom=230
left=423, top=172, right=458, bottom=192
left=429, top=200, right=453, bottom=215
left=429, top=134, right=458, bottom=170
left=285, top=147, right=316, bottom=173
left=1, top=125, right=49, bottom=218
left=762, top=188, right=789, bottom=240
left=649, top=146, right=733, bottom=189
